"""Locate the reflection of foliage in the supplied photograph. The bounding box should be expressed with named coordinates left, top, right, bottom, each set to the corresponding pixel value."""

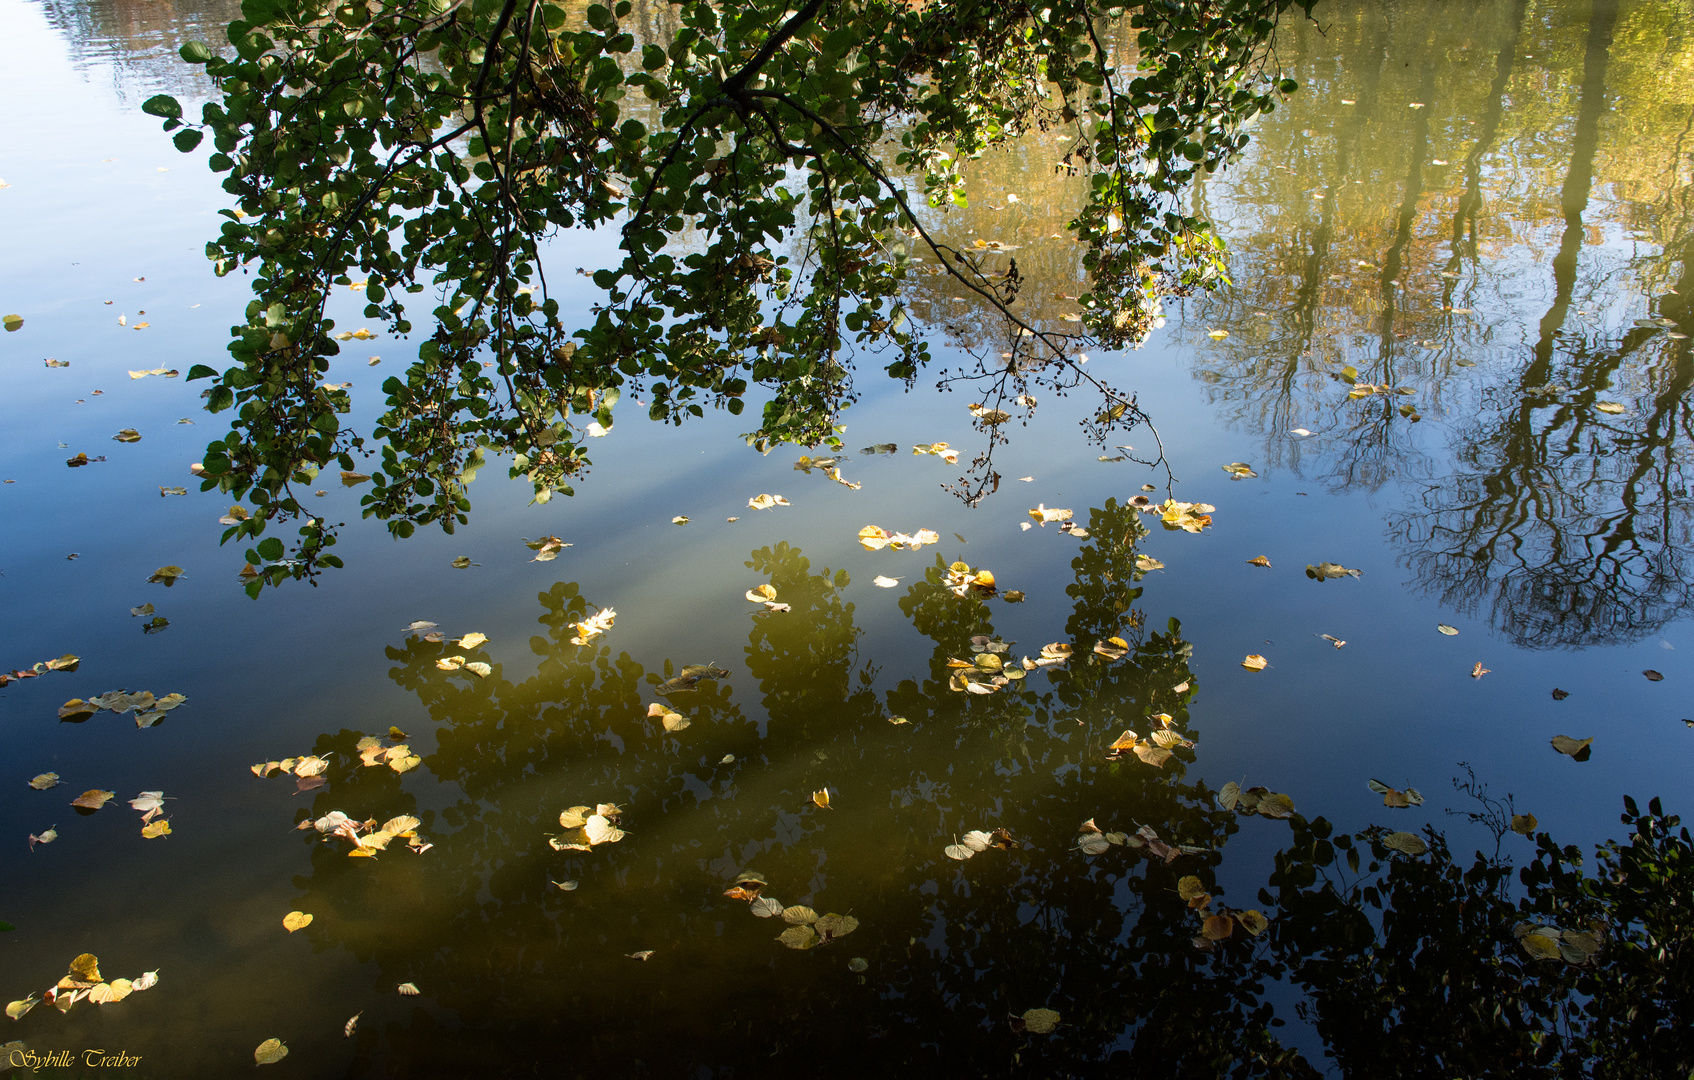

left=1268, top=798, right=1694, bottom=1078
left=272, top=528, right=1694, bottom=1075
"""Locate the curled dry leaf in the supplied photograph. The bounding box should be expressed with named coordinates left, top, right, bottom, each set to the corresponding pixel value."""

left=626, top=950, right=655, bottom=961
left=1241, top=654, right=1268, bottom=672
left=1437, top=624, right=1459, bottom=636
left=1471, top=662, right=1491, bottom=679
left=745, top=584, right=778, bottom=603
left=1222, top=462, right=1256, bottom=479
left=29, top=827, right=59, bottom=850
left=750, top=897, right=783, bottom=918
left=140, top=819, right=171, bottom=839
left=812, top=789, right=831, bottom=810
left=345, top=1012, right=362, bottom=1038
left=397, top=982, right=420, bottom=996
left=1246, top=555, right=1272, bottom=568
left=747, top=494, right=790, bottom=510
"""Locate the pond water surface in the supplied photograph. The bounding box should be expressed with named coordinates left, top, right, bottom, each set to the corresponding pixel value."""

left=1, top=0, right=1691, bottom=1075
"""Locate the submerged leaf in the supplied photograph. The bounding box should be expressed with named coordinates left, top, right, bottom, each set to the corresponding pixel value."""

left=1021, top=1008, right=1061, bottom=1034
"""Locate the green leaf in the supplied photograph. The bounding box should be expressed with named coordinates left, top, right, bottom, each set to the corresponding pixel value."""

left=174, top=129, right=205, bottom=153
left=141, top=94, right=183, bottom=120
left=2, top=314, right=22, bottom=332
left=180, top=40, right=213, bottom=63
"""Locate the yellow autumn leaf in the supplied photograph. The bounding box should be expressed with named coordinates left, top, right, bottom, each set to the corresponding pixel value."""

left=255, top=1038, right=289, bottom=1065
left=1242, top=654, right=1268, bottom=671
left=283, top=911, right=313, bottom=933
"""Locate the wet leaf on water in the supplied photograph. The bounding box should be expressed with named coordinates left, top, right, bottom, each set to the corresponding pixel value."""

left=159, top=486, right=187, bottom=496
left=671, top=516, right=689, bottom=525
left=1135, top=555, right=1164, bottom=572
left=777, top=924, right=819, bottom=950
left=219, top=505, right=250, bottom=525
left=1643, top=669, right=1664, bottom=682
left=655, top=663, right=730, bottom=695
left=858, top=526, right=940, bottom=551
left=1550, top=735, right=1593, bottom=761
left=745, top=584, right=778, bottom=603
left=747, top=494, right=790, bottom=510
left=1177, top=875, right=1210, bottom=907
left=450, top=556, right=475, bottom=568
left=861, top=443, right=898, bottom=455
left=1202, top=913, right=1235, bottom=941
left=781, top=907, right=819, bottom=927
left=1471, top=662, right=1491, bottom=679
left=1151, top=501, right=1219, bottom=534
left=1594, top=402, right=1626, bottom=414
left=1237, top=909, right=1270, bottom=936
left=1241, top=654, right=1268, bottom=672
left=283, top=911, right=313, bottom=933
left=1306, top=562, right=1361, bottom=581
left=569, top=609, right=615, bottom=646
left=812, top=789, right=831, bottom=810
left=1520, top=931, right=1562, bottom=961
left=1320, top=634, right=1346, bottom=648
left=626, top=950, right=655, bottom=961
left=750, top=897, right=783, bottom=918
left=71, top=789, right=115, bottom=810
left=455, top=632, right=488, bottom=649
left=147, top=565, right=185, bottom=585
left=911, top=442, right=960, bottom=464
left=1381, top=831, right=1429, bottom=855
left=1246, top=556, right=1272, bottom=568
left=552, top=879, right=580, bottom=891
left=526, top=535, right=570, bottom=561
left=1021, top=1008, right=1061, bottom=1034
left=29, top=827, right=59, bottom=850
left=29, top=772, right=61, bottom=790
left=887, top=715, right=910, bottom=725
left=128, top=791, right=169, bottom=821
left=1257, top=793, right=1296, bottom=819
left=2, top=315, right=22, bottom=332
left=1512, top=813, right=1538, bottom=835
left=1222, top=462, right=1257, bottom=479
left=140, top=819, right=171, bottom=839
left=815, top=914, right=859, bottom=940
left=1437, top=624, right=1459, bottom=636
left=1368, top=779, right=1423, bottom=808
left=1027, top=504, right=1073, bottom=525
left=648, top=702, right=690, bottom=733
left=397, top=983, right=419, bottom=995
left=7, top=997, right=38, bottom=1020
left=584, top=814, right=625, bottom=845
left=1218, top=782, right=1241, bottom=811
left=1291, top=427, right=1313, bottom=437
left=873, top=575, right=900, bottom=588
left=254, top=1039, right=288, bottom=1066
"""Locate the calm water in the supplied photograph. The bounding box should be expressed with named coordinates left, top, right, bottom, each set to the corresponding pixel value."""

left=1, top=0, right=1691, bottom=1074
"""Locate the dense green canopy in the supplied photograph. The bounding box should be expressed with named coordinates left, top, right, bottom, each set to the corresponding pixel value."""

left=147, top=0, right=1308, bottom=590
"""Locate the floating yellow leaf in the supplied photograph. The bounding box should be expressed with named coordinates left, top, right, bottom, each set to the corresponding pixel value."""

left=70, top=789, right=115, bottom=810
left=1027, top=504, right=1073, bottom=525
left=626, top=950, right=655, bottom=961
left=526, top=535, right=570, bottom=561
left=1520, top=932, right=1562, bottom=961
left=29, top=772, right=61, bottom=790
left=672, top=515, right=689, bottom=525
left=1382, top=831, right=1429, bottom=855
left=254, top=1039, right=289, bottom=1066
left=777, top=924, right=819, bottom=950
left=1241, top=654, right=1268, bottom=672
left=283, top=911, right=313, bottom=933
left=873, top=575, right=900, bottom=588
left=648, top=702, right=690, bottom=732
left=569, top=609, right=615, bottom=646
left=1021, top=1007, right=1061, bottom=1034
left=1135, top=555, right=1164, bottom=572
left=6, top=997, right=38, bottom=1020
left=1222, top=462, right=1256, bottom=479
left=1236, top=909, right=1270, bottom=936
left=782, top=905, right=820, bottom=925
left=1550, top=735, right=1593, bottom=761
left=456, top=632, right=488, bottom=649
left=1257, top=793, right=1295, bottom=819
left=1437, top=624, right=1459, bottom=636
left=1306, top=562, right=1360, bottom=581
left=747, top=493, right=790, bottom=510
left=1247, top=556, right=1271, bottom=568
left=1512, top=813, right=1538, bottom=835
left=140, top=819, right=171, bottom=839
left=746, top=584, right=778, bottom=603
left=812, top=789, right=832, bottom=810
left=1594, top=401, right=1626, bottom=414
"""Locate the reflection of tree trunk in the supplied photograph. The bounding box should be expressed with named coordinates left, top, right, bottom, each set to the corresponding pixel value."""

left=1526, top=0, right=1618, bottom=386
left=1446, top=0, right=1529, bottom=272
left=1377, top=51, right=1439, bottom=379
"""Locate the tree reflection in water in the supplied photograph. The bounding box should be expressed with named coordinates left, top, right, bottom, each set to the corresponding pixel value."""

left=278, top=502, right=1692, bottom=1077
